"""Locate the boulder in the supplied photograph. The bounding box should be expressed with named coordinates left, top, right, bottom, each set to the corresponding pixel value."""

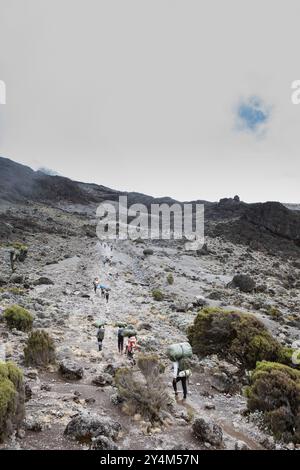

left=143, top=249, right=154, bottom=256
left=192, top=295, right=208, bottom=308
left=0, top=276, right=7, bottom=286
left=210, top=372, right=233, bottom=393
left=64, top=412, right=121, bottom=444
left=196, top=243, right=211, bottom=256
left=192, top=417, right=223, bottom=447
left=235, top=440, right=250, bottom=450
left=33, top=277, right=54, bottom=286
left=228, top=274, right=255, bottom=293
left=59, top=360, right=84, bottom=380
left=91, top=435, right=118, bottom=450
left=91, top=373, right=113, bottom=387
left=10, top=274, right=24, bottom=284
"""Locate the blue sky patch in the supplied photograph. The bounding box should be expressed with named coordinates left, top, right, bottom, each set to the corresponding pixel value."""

left=236, top=96, right=270, bottom=134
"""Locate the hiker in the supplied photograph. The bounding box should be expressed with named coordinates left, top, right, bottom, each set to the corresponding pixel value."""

left=172, top=357, right=191, bottom=401
left=96, top=325, right=105, bottom=351
left=105, top=290, right=110, bottom=303
left=117, top=326, right=125, bottom=354
left=9, top=249, right=18, bottom=272
left=100, top=286, right=105, bottom=298
left=126, top=336, right=139, bottom=364
left=93, top=277, right=100, bottom=294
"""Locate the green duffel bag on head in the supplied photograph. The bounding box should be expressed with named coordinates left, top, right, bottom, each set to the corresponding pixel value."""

left=122, top=328, right=137, bottom=338
left=115, top=322, right=127, bottom=328
left=167, top=342, right=192, bottom=361
left=93, top=320, right=106, bottom=328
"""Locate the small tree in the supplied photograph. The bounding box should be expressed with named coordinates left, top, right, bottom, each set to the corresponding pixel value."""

left=24, top=330, right=56, bottom=367
left=115, top=354, right=169, bottom=423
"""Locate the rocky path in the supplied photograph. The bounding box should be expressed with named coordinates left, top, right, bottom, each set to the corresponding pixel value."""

left=0, top=234, right=284, bottom=450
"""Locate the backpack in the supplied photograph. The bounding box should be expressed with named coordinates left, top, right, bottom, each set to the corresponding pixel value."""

left=178, top=357, right=192, bottom=378
left=127, top=337, right=137, bottom=353
left=118, top=328, right=124, bottom=337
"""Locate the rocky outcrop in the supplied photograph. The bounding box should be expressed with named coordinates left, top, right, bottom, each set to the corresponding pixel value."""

left=243, top=202, right=300, bottom=243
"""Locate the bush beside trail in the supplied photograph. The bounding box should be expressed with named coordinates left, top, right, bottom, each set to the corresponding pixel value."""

left=115, top=354, right=169, bottom=424
left=245, top=362, right=300, bottom=443
left=3, top=305, right=33, bottom=331
left=0, top=362, right=25, bottom=441
left=24, top=330, right=56, bottom=367
left=188, top=307, right=293, bottom=370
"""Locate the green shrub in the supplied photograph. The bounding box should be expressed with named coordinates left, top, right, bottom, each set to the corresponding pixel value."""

left=152, top=289, right=164, bottom=301
left=3, top=305, right=33, bottom=331
left=266, top=306, right=282, bottom=320
left=0, top=361, right=25, bottom=441
left=167, top=274, right=174, bottom=285
left=187, top=307, right=283, bottom=369
left=115, top=354, right=169, bottom=423
left=11, top=242, right=28, bottom=252
left=24, top=330, right=56, bottom=367
left=245, top=361, right=300, bottom=442
left=0, top=287, right=25, bottom=296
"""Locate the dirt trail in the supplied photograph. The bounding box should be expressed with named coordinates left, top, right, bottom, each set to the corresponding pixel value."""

left=85, top=240, right=268, bottom=450
left=0, top=237, right=272, bottom=450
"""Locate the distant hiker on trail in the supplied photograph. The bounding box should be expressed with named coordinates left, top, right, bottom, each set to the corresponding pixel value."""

left=126, top=336, right=139, bottom=364
left=103, top=257, right=109, bottom=266
left=105, top=290, right=110, bottom=303
left=10, top=250, right=17, bottom=272
left=97, top=325, right=105, bottom=351
left=117, top=326, right=125, bottom=354
left=172, top=357, right=191, bottom=401
left=93, top=277, right=100, bottom=294
left=100, top=286, right=105, bottom=298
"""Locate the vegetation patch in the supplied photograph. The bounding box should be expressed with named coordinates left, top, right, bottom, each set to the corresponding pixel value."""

left=167, top=273, right=174, bottom=285
left=0, top=287, right=25, bottom=296
left=245, top=361, right=300, bottom=443
left=152, top=289, right=164, bottom=302
left=3, top=305, right=33, bottom=331
left=187, top=307, right=288, bottom=369
left=24, top=330, right=56, bottom=367
left=0, top=361, right=25, bottom=441
left=115, top=354, right=169, bottom=423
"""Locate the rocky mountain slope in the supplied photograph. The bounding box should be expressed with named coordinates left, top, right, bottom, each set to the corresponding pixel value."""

left=0, top=157, right=300, bottom=450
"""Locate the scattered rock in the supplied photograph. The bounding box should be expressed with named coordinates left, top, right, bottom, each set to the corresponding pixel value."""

left=59, top=360, right=84, bottom=380
left=64, top=412, right=121, bottom=445
left=143, top=249, right=154, bottom=256
left=33, top=277, right=54, bottom=286
left=235, top=440, right=250, bottom=450
left=91, top=373, right=113, bottom=387
left=228, top=274, right=256, bottom=293
left=192, top=417, right=223, bottom=447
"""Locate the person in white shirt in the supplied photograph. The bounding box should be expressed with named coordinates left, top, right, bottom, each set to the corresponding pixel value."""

left=172, top=360, right=187, bottom=400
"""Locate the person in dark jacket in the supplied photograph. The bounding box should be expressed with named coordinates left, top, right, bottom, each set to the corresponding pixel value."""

left=97, top=326, right=105, bottom=351
left=93, top=277, right=100, bottom=294
left=117, top=327, right=124, bottom=354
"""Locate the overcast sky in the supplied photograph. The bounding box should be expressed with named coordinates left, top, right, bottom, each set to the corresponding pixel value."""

left=0, top=0, right=300, bottom=202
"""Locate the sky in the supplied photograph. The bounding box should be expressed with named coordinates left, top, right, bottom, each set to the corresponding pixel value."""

left=0, top=0, right=300, bottom=203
